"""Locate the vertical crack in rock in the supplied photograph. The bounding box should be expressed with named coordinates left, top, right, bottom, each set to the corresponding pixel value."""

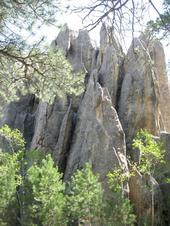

left=115, top=59, right=125, bottom=112
left=96, top=24, right=124, bottom=107
left=54, top=100, right=75, bottom=173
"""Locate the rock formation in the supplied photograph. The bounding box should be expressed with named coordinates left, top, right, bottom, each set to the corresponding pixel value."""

left=1, top=25, right=170, bottom=225
left=64, top=70, right=128, bottom=186
left=150, top=40, right=170, bottom=132
left=129, top=170, right=163, bottom=226
left=97, top=24, right=124, bottom=107
left=0, top=95, right=39, bottom=148
left=118, top=36, right=165, bottom=152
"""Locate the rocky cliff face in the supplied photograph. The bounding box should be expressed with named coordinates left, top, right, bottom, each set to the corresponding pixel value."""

left=118, top=36, right=164, bottom=150
left=64, top=70, right=128, bottom=186
left=1, top=25, right=170, bottom=225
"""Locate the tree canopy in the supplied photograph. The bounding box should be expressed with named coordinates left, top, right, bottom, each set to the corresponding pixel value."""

left=0, top=1, right=169, bottom=105
left=148, top=0, right=170, bottom=37
left=0, top=0, right=84, bottom=104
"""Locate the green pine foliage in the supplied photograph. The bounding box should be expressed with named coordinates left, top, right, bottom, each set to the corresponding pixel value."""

left=147, top=0, right=170, bottom=37
left=103, top=169, right=136, bottom=226
left=0, top=151, right=21, bottom=226
left=0, top=124, right=25, bottom=152
left=66, top=163, right=103, bottom=224
left=28, top=155, right=66, bottom=226
left=132, top=129, right=165, bottom=175
left=0, top=45, right=84, bottom=104
left=0, top=1, right=84, bottom=104
left=0, top=125, right=137, bottom=226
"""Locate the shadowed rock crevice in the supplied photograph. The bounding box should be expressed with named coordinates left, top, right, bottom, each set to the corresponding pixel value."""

left=115, top=59, right=125, bottom=112
left=54, top=99, right=79, bottom=173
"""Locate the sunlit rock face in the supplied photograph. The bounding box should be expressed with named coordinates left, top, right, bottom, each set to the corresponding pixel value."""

left=52, top=24, right=95, bottom=73
left=149, top=40, right=170, bottom=132
left=64, top=70, right=128, bottom=187
left=96, top=24, right=124, bottom=107
left=118, top=36, right=166, bottom=152
left=53, top=25, right=128, bottom=187
left=52, top=24, right=124, bottom=107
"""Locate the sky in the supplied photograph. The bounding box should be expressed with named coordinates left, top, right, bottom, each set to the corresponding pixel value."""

left=26, top=0, right=170, bottom=64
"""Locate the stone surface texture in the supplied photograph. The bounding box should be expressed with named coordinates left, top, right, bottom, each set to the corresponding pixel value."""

left=97, top=24, right=124, bottom=107
left=64, top=70, right=128, bottom=186
left=149, top=40, right=170, bottom=132
left=118, top=36, right=165, bottom=150
left=0, top=95, right=38, bottom=148
left=129, top=170, right=163, bottom=226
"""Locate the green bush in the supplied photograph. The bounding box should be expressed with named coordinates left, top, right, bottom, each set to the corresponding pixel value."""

left=0, top=151, right=21, bottom=226
left=66, top=163, right=103, bottom=225
left=28, top=155, right=66, bottom=226
left=103, top=169, right=136, bottom=226
left=132, top=129, right=165, bottom=175
left=0, top=125, right=136, bottom=226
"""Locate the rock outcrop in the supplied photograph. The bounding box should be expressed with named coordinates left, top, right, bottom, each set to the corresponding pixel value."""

left=150, top=40, right=170, bottom=132
left=160, top=132, right=170, bottom=164
left=30, top=96, right=77, bottom=171
left=1, top=25, right=170, bottom=226
left=129, top=170, right=163, bottom=226
left=118, top=36, right=165, bottom=152
left=97, top=24, right=124, bottom=107
left=53, top=24, right=95, bottom=73
left=0, top=95, right=38, bottom=148
left=31, top=96, right=69, bottom=152
left=31, top=25, right=127, bottom=182
left=159, top=133, right=170, bottom=226
left=160, top=183, right=170, bottom=226
left=64, top=70, right=128, bottom=186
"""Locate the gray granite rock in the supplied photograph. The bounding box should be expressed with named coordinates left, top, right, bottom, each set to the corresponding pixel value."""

left=53, top=24, right=71, bottom=56
left=149, top=40, right=170, bottom=132
left=64, top=70, right=128, bottom=188
left=31, top=96, right=69, bottom=152
left=53, top=27, right=95, bottom=73
left=0, top=95, right=38, bottom=148
left=97, top=24, right=124, bottom=107
left=118, top=36, right=165, bottom=152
